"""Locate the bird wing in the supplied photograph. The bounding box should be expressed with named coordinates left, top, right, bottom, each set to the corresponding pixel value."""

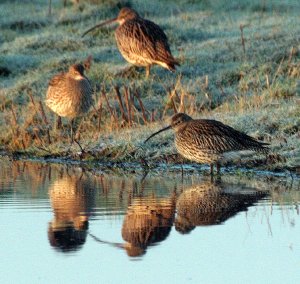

left=47, top=73, right=67, bottom=94
left=46, top=73, right=69, bottom=104
left=116, top=19, right=176, bottom=63
left=186, top=119, right=268, bottom=152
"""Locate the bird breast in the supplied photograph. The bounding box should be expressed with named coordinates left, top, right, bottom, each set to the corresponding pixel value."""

left=46, top=76, right=93, bottom=119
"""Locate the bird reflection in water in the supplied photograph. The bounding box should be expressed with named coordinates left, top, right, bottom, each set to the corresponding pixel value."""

left=90, top=194, right=176, bottom=258
left=48, top=173, right=95, bottom=252
left=121, top=195, right=176, bottom=257
left=175, top=179, right=268, bottom=234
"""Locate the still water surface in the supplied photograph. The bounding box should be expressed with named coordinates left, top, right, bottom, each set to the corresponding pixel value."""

left=0, top=158, right=299, bottom=284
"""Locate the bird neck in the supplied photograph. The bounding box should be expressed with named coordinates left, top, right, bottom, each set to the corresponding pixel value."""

left=118, top=19, right=126, bottom=25
left=73, top=74, right=85, bottom=81
left=118, top=15, right=139, bottom=25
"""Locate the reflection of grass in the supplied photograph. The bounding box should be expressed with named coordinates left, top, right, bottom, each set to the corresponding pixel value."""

left=1, top=157, right=298, bottom=196
left=1, top=158, right=299, bottom=232
left=0, top=0, right=299, bottom=171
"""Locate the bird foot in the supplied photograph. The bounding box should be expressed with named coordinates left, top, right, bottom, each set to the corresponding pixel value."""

left=74, top=138, right=85, bottom=153
left=66, top=136, right=86, bottom=155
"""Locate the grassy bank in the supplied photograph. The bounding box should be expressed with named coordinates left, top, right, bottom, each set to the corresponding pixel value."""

left=0, top=0, right=299, bottom=172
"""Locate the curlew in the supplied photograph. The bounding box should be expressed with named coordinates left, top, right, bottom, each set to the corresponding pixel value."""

left=175, top=181, right=267, bottom=234
left=144, top=113, right=269, bottom=174
left=45, top=64, right=93, bottom=143
left=89, top=196, right=175, bottom=257
left=48, top=173, right=95, bottom=252
left=82, top=7, right=180, bottom=77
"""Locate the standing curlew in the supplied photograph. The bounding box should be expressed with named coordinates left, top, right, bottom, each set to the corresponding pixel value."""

left=144, top=113, right=269, bottom=174
left=45, top=63, right=93, bottom=143
left=82, top=7, right=180, bottom=77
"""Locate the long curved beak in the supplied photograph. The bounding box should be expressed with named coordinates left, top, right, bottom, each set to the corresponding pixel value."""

left=144, top=125, right=172, bottom=143
left=82, top=17, right=117, bottom=37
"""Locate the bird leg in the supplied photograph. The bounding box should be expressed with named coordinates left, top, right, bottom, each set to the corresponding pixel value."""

left=145, top=66, right=151, bottom=78
left=69, top=118, right=84, bottom=153
left=181, top=161, right=184, bottom=182
left=216, top=163, right=221, bottom=175
left=210, top=163, right=221, bottom=176
left=210, top=164, right=214, bottom=175
left=73, top=139, right=84, bottom=153
left=70, top=119, right=75, bottom=143
left=56, top=116, right=62, bottom=130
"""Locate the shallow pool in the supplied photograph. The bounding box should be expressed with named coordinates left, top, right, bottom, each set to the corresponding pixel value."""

left=0, top=158, right=299, bottom=284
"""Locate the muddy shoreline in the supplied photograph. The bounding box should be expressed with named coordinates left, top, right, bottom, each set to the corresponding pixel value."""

left=1, top=150, right=299, bottom=181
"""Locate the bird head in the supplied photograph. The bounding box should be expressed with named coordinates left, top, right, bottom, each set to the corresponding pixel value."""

left=144, top=113, right=192, bottom=143
left=69, top=64, right=85, bottom=80
left=170, top=113, right=193, bottom=131
left=82, top=7, right=139, bottom=37
left=117, top=7, right=139, bottom=24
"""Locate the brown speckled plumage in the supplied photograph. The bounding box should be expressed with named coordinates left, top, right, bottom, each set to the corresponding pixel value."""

left=175, top=181, right=267, bottom=234
left=45, top=64, right=93, bottom=119
left=121, top=197, right=175, bottom=257
left=82, top=7, right=179, bottom=77
left=145, top=113, right=269, bottom=174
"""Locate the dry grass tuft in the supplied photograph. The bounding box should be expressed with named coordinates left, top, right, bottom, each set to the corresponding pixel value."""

left=0, top=0, right=299, bottom=172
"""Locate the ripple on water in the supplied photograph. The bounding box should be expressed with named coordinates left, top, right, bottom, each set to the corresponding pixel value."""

left=0, top=158, right=299, bottom=283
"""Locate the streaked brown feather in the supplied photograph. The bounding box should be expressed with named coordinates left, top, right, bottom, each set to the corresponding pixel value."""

left=83, top=7, right=179, bottom=76
left=145, top=113, right=270, bottom=173
left=115, top=18, right=179, bottom=70
left=177, top=119, right=269, bottom=154
left=175, top=182, right=267, bottom=233
left=45, top=64, right=93, bottom=119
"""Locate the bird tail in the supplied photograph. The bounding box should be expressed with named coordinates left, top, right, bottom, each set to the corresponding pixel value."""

left=166, top=58, right=181, bottom=72
left=253, top=142, right=270, bottom=154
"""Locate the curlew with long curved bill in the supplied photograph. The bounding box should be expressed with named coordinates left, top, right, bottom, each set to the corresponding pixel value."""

left=82, top=7, right=180, bottom=77
left=144, top=113, right=269, bottom=174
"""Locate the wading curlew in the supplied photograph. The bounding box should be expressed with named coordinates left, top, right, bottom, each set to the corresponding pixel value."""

left=45, top=64, right=93, bottom=144
left=144, top=113, right=269, bottom=174
left=82, top=7, right=180, bottom=77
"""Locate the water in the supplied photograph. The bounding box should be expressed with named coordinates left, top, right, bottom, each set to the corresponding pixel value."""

left=0, top=158, right=299, bottom=284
